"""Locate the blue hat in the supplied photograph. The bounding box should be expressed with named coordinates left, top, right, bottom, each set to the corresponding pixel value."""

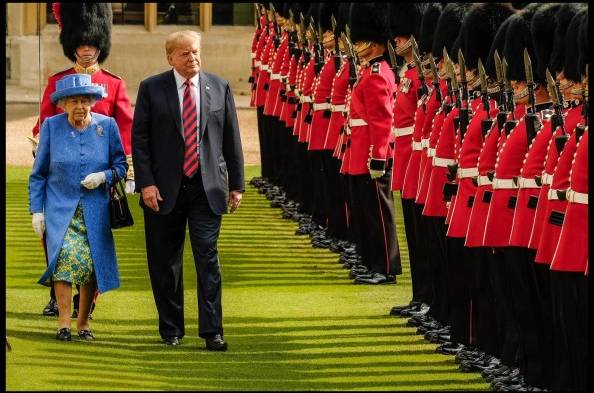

left=50, top=73, right=106, bottom=104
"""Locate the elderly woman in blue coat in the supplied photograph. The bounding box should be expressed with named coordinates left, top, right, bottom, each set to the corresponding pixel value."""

left=29, top=73, right=127, bottom=341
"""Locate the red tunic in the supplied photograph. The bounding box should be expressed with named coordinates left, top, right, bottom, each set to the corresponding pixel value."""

left=33, top=68, right=133, bottom=156
left=551, top=130, right=588, bottom=272
left=282, top=54, right=299, bottom=128
left=272, top=35, right=291, bottom=118
left=325, top=59, right=350, bottom=153
left=309, top=53, right=337, bottom=150
left=534, top=128, right=580, bottom=265
left=391, top=66, right=420, bottom=191
left=344, top=58, right=396, bottom=175
left=528, top=105, right=583, bottom=249
left=263, top=33, right=286, bottom=116
left=417, top=109, right=447, bottom=205
left=255, top=28, right=275, bottom=107
left=401, top=102, right=426, bottom=199
left=249, top=16, right=267, bottom=107
left=296, top=58, right=316, bottom=143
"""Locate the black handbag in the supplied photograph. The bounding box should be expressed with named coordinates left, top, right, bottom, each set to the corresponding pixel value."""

left=109, top=168, right=134, bottom=229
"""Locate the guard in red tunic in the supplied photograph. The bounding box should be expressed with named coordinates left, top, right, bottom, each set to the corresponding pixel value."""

left=34, top=3, right=134, bottom=319
left=343, top=3, right=399, bottom=285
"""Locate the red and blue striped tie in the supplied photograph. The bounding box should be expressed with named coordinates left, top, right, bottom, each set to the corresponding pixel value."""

left=182, top=79, right=199, bottom=178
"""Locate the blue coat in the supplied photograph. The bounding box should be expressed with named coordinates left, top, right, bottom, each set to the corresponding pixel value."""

left=29, top=113, right=127, bottom=293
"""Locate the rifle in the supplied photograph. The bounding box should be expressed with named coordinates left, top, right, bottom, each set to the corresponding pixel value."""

left=429, top=54, right=443, bottom=105
left=308, top=20, right=323, bottom=75
left=299, top=14, right=311, bottom=64
left=457, top=48, right=470, bottom=140
left=501, top=57, right=518, bottom=134
left=546, top=69, right=569, bottom=153
left=331, top=14, right=341, bottom=72
left=386, top=40, right=400, bottom=84
left=411, top=36, right=428, bottom=99
left=269, top=3, right=281, bottom=48
left=582, top=64, right=588, bottom=127
left=523, top=48, right=542, bottom=143
left=442, top=48, right=455, bottom=114
left=343, top=25, right=359, bottom=87
left=493, top=50, right=509, bottom=132
left=478, top=58, right=494, bottom=138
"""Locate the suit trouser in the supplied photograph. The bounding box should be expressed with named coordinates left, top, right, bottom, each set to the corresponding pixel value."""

left=446, top=237, right=471, bottom=346
left=550, top=271, right=588, bottom=392
left=144, top=175, right=223, bottom=339
left=425, top=216, right=449, bottom=325
left=322, top=152, right=349, bottom=241
left=348, top=168, right=401, bottom=276
left=468, top=247, right=503, bottom=357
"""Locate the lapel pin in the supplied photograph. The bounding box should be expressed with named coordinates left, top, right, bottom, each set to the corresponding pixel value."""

left=96, top=125, right=104, bottom=136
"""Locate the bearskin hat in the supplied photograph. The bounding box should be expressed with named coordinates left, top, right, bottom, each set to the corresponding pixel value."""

left=336, top=3, right=351, bottom=37
left=485, top=15, right=512, bottom=78
left=418, top=3, right=443, bottom=55
left=270, top=2, right=284, bottom=15
left=502, top=4, right=543, bottom=82
left=290, top=3, right=309, bottom=24
left=348, top=3, right=390, bottom=45
left=387, top=3, right=424, bottom=39
left=460, top=3, right=515, bottom=71
left=550, top=3, right=586, bottom=75
left=577, top=9, right=588, bottom=78
left=530, top=4, right=562, bottom=84
left=431, top=3, right=470, bottom=61
left=318, top=3, right=339, bottom=33
left=564, top=8, right=587, bottom=83
left=281, top=3, right=291, bottom=19
left=55, top=3, right=112, bottom=64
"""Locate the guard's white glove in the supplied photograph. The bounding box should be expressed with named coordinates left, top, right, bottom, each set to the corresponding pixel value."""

left=32, top=212, right=45, bottom=239
left=369, top=169, right=385, bottom=179
left=81, top=171, right=106, bottom=189
left=125, top=180, right=136, bottom=194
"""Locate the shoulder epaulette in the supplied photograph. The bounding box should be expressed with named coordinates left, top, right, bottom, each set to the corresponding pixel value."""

left=101, top=69, right=122, bottom=80
left=371, top=62, right=381, bottom=74
left=51, top=68, right=72, bottom=77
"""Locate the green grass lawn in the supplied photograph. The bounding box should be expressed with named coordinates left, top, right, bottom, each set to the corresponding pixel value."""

left=6, top=165, right=488, bottom=390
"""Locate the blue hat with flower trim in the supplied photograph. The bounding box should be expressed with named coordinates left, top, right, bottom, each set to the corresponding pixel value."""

left=50, top=73, right=106, bottom=104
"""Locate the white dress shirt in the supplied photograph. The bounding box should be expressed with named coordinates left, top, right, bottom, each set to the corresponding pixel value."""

left=173, top=69, right=200, bottom=144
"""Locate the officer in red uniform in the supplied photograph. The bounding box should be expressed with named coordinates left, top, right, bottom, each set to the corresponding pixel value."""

left=343, top=3, right=399, bottom=285
left=35, top=3, right=134, bottom=318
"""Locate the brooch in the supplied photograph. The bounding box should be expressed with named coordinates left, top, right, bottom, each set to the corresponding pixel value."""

left=96, top=125, right=104, bottom=136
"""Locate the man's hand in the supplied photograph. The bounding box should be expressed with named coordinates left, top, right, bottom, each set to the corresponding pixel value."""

left=125, top=180, right=136, bottom=194
left=81, top=172, right=106, bottom=189
left=228, top=191, right=243, bottom=213
left=142, top=185, right=163, bottom=212
left=32, top=212, right=45, bottom=239
left=369, top=169, right=385, bottom=179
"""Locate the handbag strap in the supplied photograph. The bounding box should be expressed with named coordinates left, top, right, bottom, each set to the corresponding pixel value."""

left=110, top=168, right=126, bottom=198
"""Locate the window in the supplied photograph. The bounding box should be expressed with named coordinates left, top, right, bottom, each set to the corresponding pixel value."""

left=213, top=3, right=254, bottom=26
left=111, top=3, right=144, bottom=25
left=157, top=3, right=199, bottom=25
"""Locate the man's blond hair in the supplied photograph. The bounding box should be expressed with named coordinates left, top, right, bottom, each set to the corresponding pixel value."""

left=165, top=30, right=201, bottom=55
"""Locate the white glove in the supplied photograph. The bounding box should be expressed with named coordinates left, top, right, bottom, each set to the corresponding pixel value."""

left=32, top=212, right=45, bottom=239
left=125, top=180, right=136, bottom=194
left=369, top=169, right=385, bottom=179
left=81, top=172, right=106, bottom=189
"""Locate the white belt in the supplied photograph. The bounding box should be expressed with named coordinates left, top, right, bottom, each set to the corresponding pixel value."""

left=251, top=53, right=256, bottom=59
left=349, top=118, right=368, bottom=127
left=517, top=176, right=539, bottom=189
left=313, top=102, right=331, bottom=111
left=300, top=95, right=312, bottom=103
left=421, top=138, right=429, bottom=148
left=345, top=125, right=351, bottom=136
left=457, top=167, right=479, bottom=179
left=567, top=189, right=588, bottom=204
left=412, top=141, right=423, bottom=151
left=492, top=178, right=518, bottom=190
left=261, top=64, right=270, bottom=71
left=433, top=157, right=456, bottom=167
left=541, top=172, right=553, bottom=186
left=547, top=188, right=562, bottom=200
left=331, top=104, right=346, bottom=112
left=295, top=90, right=301, bottom=99
left=285, top=83, right=292, bottom=92
left=270, top=73, right=282, bottom=80
left=428, top=148, right=436, bottom=158
left=477, top=175, right=492, bottom=186
left=254, top=60, right=262, bottom=67
left=392, top=126, right=414, bottom=138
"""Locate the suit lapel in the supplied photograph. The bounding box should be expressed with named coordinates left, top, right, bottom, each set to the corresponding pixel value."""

left=165, top=70, right=183, bottom=138
left=199, top=71, right=210, bottom=140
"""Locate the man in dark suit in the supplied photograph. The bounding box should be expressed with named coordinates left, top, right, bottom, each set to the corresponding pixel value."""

left=132, top=30, right=244, bottom=351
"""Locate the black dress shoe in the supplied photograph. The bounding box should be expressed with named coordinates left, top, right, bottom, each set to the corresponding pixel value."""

left=354, top=273, right=396, bottom=285
left=435, top=342, right=464, bottom=355
left=56, top=328, right=71, bottom=341
left=43, top=298, right=59, bottom=316
left=163, top=336, right=181, bottom=346
left=205, top=334, right=227, bottom=351
left=78, top=329, right=94, bottom=340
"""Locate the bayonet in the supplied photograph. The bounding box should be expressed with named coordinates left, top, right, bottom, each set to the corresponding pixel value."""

left=546, top=68, right=565, bottom=135
left=411, top=36, right=428, bottom=98
left=478, top=58, right=493, bottom=136
left=458, top=48, right=468, bottom=101
left=429, top=55, right=443, bottom=104
left=343, top=26, right=359, bottom=87
left=457, top=48, right=470, bottom=139
left=523, top=48, right=540, bottom=143
left=501, top=57, right=518, bottom=132
left=386, top=40, right=400, bottom=84
left=331, top=14, right=337, bottom=35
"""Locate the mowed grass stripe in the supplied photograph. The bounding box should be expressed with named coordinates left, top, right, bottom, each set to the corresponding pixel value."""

left=6, top=165, right=487, bottom=391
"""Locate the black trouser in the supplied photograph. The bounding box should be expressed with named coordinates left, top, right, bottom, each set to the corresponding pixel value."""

left=309, top=150, right=328, bottom=227
left=411, top=203, right=433, bottom=305
left=256, top=106, right=269, bottom=179
left=284, top=133, right=301, bottom=202
left=323, top=152, right=349, bottom=241
left=144, top=175, right=223, bottom=339
left=530, top=263, right=555, bottom=389
left=468, top=246, right=502, bottom=357
left=424, top=216, right=449, bottom=325
left=341, top=173, right=357, bottom=244
left=297, top=142, right=314, bottom=215
left=348, top=168, right=401, bottom=276
left=446, top=237, right=472, bottom=346
left=550, top=271, right=588, bottom=391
